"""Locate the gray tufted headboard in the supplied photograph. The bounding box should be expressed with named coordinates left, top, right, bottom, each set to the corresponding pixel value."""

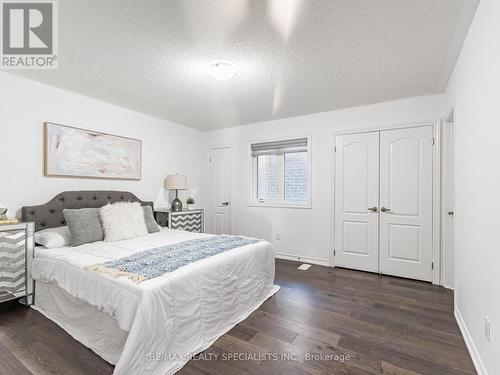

left=22, top=191, right=154, bottom=232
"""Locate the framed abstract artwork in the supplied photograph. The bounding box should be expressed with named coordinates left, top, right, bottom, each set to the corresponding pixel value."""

left=44, top=122, right=142, bottom=180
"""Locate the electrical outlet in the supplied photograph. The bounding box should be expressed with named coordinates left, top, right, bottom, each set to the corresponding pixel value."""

left=485, top=316, right=491, bottom=342
left=275, top=233, right=280, bottom=240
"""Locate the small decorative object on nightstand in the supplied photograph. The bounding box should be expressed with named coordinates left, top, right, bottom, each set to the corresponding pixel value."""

left=0, top=222, right=34, bottom=305
left=165, top=174, right=188, bottom=212
left=186, top=197, right=195, bottom=210
left=154, top=209, right=204, bottom=233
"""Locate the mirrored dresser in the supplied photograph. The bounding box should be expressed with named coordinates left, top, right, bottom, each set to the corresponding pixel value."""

left=0, top=222, right=34, bottom=305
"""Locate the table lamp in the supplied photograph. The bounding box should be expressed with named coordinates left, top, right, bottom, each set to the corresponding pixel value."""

left=165, top=175, right=188, bottom=212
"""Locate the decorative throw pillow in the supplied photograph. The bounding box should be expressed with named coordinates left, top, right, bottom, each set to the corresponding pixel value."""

left=100, top=202, right=148, bottom=242
left=142, top=205, right=160, bottom=233
left=34, top=226, right=71, bottom=248
left=63, top=208, right=105, bottom=246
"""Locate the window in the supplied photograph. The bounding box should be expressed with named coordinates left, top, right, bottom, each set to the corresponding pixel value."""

left=257, top=154, right=279, bottom=201
left=251, top=137, right=310, bottom=207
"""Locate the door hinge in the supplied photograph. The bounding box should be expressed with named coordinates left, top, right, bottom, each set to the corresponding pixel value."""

left=431, top=262, right=434, bottom=270
left=209, top=157, right=212, bottom=162
left=334, top=249, right=336, bottom=256
left=334, top=146, right=337, bottom=152
left=432, top=137, right=435, bottom=145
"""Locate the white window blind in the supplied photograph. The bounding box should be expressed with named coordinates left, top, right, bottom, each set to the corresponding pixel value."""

left=251, top=138, right=308, bottom=157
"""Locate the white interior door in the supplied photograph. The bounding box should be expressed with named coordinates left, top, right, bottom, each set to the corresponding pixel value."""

left=209, top=147, right=231, bottom=235
left=441, top=121, right=454, bottom=288
left=334, top=132, right=380, bottom=273
left=379, top=126, right=434, bottom=281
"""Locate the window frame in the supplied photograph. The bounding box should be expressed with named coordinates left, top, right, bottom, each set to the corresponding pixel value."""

left=248, top=134, right=312, bottom=209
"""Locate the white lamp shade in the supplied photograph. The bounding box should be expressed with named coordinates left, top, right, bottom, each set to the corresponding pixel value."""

left=165, top=174, right=188, bottom=190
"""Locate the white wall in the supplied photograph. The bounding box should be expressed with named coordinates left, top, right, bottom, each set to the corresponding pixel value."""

left=445, top=1, right=500, bottom=374
left=203, top=94, right=447, bottom=265
left=0, top=72, right=204, bottom=217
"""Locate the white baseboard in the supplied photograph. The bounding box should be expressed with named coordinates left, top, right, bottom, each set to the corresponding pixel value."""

left=455, top=305, right=488, bottom=375
left=275, top=252, right=330, bottom=267
left=440, top=275, right=454, bottom=290
left=441, top=278, right=454, bottom=290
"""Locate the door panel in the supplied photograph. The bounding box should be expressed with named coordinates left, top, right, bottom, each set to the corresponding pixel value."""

left=379, top=126, right=433, bottom=281
left=387, top=138, right=421, bottom=215
left=343, top=221, right=369, bottom=255
left=334, top=132, right=379, bottom=273
left=209, top=147, right=231, bottom=235
left=388, top=224, right=420, bottom=261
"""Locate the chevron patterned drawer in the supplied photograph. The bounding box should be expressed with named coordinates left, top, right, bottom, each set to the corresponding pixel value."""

left=0, top=229, right=26, bottom=302
left=170, top=211, right=203, bottom=233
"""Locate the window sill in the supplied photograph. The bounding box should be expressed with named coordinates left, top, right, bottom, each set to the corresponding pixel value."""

left=246, top=202, right=312, bottom=209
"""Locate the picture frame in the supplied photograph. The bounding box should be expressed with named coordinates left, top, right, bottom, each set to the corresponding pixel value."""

left=44, top=122, right=142, bottom=180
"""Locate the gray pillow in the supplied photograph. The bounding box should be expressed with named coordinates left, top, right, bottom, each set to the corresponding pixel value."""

left=63, top=208, right=104, bottom=246
left=143, top=206, right=160, bottom=233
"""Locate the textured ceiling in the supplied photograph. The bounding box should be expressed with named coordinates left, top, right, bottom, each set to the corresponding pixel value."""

left=12, top=0, right=478, bottom=130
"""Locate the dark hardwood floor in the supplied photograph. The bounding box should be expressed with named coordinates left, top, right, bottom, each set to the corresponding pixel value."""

left=0, top=259, right=475, bottom=375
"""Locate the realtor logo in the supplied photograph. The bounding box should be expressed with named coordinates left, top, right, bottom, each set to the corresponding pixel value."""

left=1, top=0, right=58, bottom=69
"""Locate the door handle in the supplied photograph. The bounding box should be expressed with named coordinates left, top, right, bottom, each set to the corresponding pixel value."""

left=368, top=206, right=378, bottom=212
left=448, top=211, right=454, bottom=216
left=380, top=207, right=391, bottom=213
left=221, top=202, right=230, bottom=206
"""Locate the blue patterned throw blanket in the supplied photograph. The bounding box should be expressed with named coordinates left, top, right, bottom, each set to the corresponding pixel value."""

left=85, top=235, right=259, bottom=283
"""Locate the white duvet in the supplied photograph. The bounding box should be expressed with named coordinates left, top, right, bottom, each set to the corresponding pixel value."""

left=31, top=228, right=279, bottom=375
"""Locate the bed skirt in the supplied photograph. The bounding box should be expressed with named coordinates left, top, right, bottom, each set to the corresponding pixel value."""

left=32, top=281, right=280, bottom=374
left=32, top=281, right=127, bottom=365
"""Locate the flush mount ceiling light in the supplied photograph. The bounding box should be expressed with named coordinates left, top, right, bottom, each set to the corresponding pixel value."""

left=208, top=62, right=239, bottom=81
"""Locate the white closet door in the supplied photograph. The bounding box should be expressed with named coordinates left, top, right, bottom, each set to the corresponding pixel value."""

left=379, top=126, right=433, bottom=281
left=334, top=132, right=379, bottom=273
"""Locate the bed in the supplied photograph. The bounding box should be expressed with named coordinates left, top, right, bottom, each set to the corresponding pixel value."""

left=22, top=191, right=279, bottom=375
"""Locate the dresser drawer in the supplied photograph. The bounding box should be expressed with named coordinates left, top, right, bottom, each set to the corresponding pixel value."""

left=0, top=229, right=26, bottom=301
left=0, top=229, right=25, bottom=244
left=170, top=211, right=203, bottom=233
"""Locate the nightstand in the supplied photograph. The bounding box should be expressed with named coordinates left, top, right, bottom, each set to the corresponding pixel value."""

left=0, top=222, right=34, bottom=305
left=154, top=209, right=204, bottom=233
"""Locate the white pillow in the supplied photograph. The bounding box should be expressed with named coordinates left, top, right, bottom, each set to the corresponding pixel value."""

left=34, top=226, right=71, bottom=248
left=99, top=202, right=149, bottom=242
